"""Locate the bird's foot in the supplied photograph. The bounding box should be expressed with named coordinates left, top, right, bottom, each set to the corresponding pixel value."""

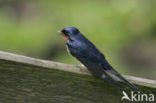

left=76, top=65, right=84, bottom=72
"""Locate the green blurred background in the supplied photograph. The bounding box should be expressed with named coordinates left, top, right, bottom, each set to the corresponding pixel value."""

left=0, top=0, right=156, bottom=79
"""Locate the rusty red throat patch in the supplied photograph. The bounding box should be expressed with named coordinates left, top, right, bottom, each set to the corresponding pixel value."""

left=62, top=34, right=68, bottom=40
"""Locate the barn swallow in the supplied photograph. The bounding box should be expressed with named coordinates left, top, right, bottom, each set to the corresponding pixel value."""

left=58, top=27, right=138, bottom=90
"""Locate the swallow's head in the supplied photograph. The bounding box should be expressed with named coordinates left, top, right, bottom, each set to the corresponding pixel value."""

left=58, top=27, right=80, bottom=41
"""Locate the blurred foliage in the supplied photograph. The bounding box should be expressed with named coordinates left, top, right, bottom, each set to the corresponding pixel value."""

left=0, top=0, right=156, bottom=79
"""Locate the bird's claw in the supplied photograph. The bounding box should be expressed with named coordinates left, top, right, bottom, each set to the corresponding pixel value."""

left=76, top=65, right=84, bottom=72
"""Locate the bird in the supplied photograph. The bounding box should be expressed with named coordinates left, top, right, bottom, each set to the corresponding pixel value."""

left=58, top=26, right=138, bottom=90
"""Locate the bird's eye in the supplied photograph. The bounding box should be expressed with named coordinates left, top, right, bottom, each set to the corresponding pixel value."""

left=65, top=31, right=69, bottom=34
left=65, top=31, right=67, bottom=34
left=61, top=29, right=70, bottom=35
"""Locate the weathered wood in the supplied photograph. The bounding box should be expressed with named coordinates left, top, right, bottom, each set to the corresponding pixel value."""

left=0, top=51, right=156, bottom=88
left=0, top=51, right=156, bottom=103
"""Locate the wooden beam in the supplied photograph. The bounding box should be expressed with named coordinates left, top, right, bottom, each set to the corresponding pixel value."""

left=0, top=51, right=156, bottom=88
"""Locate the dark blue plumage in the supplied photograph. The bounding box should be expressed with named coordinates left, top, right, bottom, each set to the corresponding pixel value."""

left=59, top=27, right=138, bottom=90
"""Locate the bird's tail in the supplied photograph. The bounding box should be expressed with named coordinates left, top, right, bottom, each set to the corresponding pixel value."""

left=106, top=67, right=139, bottom=91
left=101, top=74, right=123, bottom=88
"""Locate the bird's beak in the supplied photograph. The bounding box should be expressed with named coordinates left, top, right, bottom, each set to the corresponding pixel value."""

left=58, top=30, right=62, bottom=34
left=58, top=30, right=68, bottom=41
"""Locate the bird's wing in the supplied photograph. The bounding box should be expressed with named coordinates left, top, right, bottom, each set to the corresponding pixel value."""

left=76, top=49, right=123, bottom=88
left=77, top=58, right=123, bottom=88
left=99, top=53, right=138, bottom=90
left=73, top=43, right=137, bottom=89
